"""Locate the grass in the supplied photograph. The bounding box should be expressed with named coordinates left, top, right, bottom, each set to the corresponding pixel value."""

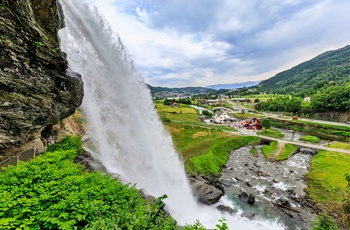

left=231, top=113, right=263, bottom=119
left=328, top=142, right=350, bottom=150
left=156, top=102, right=237, bottom=132
left=258, top=128, right=284, bottom=138
left=185, top=135, right=260, bottom=178
left=276, top=144, right=297, bottom=161
left=299, top=135, right=321, bottom=143
left=250, top=147, right=258, bottom=156
left=166, top=123, right=261, bottom=178
left=261, top=141, right=278, bottom=158
left=305, top=150, right=350, bottom=223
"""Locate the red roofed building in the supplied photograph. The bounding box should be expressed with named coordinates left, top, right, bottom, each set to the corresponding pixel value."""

left=242, top=117, right=262, bottom=130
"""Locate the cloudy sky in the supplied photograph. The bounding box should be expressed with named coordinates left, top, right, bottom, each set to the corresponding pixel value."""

left=91, top=0, right=350, bottom=87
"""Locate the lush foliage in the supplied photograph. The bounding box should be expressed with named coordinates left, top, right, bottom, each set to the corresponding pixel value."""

left=306, top=150, right=350, bottom=228
left=310, top=83, right=350, bottom=112
left=255, top=96, right=303, bottom=114
left=0, top=136, right=177, bottom=229
left=163, top=98, right=192, bottom=105
left=270, top=119, right=350, bottom=141
left=256, top=44, right=350, bottom=95
left=202, top=110, right=213, bottom=117
left=299, top=135, right=321, bottom=143
left=261, top=118, right=271, bottom=131
left=185, top=136, right=260, bottom=177
left=311, top=213, right=338, bottom=230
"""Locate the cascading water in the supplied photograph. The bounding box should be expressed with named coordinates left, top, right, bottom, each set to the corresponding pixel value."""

left=58, top=0, right=283, bottom=229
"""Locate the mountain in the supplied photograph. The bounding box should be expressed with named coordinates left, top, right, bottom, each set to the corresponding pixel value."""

left=148, top=84, right=216, bottom=97
left=205, top=81, right=260, bottom=90
left=256, top=45, right=350, bottom=94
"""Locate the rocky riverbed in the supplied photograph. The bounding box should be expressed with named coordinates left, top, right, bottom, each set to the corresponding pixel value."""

left=219, top=146, right=320, bottom=230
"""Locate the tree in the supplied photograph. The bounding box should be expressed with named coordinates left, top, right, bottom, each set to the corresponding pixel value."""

left=202, top=110, right=213, bottom=118
left=261, top=119, right=271, bottom=131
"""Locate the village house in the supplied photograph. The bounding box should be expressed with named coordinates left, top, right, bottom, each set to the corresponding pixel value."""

left=214, top=111, right=231, bottom=123
left=242, top=117, right=262, bottom=130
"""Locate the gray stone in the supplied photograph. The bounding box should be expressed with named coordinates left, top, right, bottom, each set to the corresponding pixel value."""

left=299, top=148, right=316, bottom=155
left=191, top=180, right=223, bottom=205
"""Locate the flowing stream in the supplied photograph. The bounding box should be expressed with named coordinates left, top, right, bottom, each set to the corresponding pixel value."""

left=58, top=0, right=283, bottom=228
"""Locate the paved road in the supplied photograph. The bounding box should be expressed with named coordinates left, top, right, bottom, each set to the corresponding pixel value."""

left=257, top=135, right=350, bottom=155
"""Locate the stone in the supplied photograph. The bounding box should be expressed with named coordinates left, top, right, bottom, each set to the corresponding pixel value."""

left=241, top=212, right=256, bottom=220
left=238, top=191, right=255, bottom=205
left=299, top=148, right=316, bottom=155
left=0, top=0, right=84, bottom=157
left=216, top=205, right=235, bottom=215
left=191, top=180, right=223, bottom=205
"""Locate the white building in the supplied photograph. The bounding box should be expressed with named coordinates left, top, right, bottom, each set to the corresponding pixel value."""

left=214, top=111, right=231, bottom=123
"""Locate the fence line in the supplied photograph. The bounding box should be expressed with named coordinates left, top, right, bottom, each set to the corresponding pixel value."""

left=0, top=142, right=47, bottom=172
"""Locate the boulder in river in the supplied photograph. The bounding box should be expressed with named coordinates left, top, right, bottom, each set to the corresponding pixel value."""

left=299, top=148, right=316, bottom=155
left=216, top=205, right=235, bottom=215
left=238, top=191, right=255, bottom=205
left=191, top=180, right=223, bottom=205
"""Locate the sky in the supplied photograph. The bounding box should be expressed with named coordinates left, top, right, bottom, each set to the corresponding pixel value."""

left=91, top=0, right=350, bottom=88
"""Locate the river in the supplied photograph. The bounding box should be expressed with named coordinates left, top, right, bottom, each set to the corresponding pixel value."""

left=220, top=146, right=316, bottom=230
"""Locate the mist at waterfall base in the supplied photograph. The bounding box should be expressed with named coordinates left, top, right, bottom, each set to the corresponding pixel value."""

left=58, top=1, right=283, bottom=229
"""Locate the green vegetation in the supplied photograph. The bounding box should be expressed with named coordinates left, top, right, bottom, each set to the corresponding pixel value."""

left=261, top=118, right=271, bottom=131
left=299, top=135, right=321, bottom=143
left=276, top=144, right=297, bottom=161
left=256, top=44, right=350, bottom=95
left=261, top=141, right=278, bottom=158
left=250, top=146, right=258, bottom=155
left=0, top=136, right=177, bottom=229
left=270, top=119, right=350, bottom=141
left=258, top=128, right=284, bottom=138
left=311, top=213, right=338, bottom=230
left=305, top=150, right=350, bottom=227
left=184, top=135, right=260, bottom=178
left=328, top=142, right=350, bottom=150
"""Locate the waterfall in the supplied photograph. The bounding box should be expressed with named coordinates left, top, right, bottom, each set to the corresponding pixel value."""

left=58, top=0, right=283, bottom=229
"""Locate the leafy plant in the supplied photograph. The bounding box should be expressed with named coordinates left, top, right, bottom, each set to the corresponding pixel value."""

left=0, top=136, right=176, bottom=229
left=311, top=213, right=338, bottom=230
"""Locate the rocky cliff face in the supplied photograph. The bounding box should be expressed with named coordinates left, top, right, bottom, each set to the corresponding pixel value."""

left=0, top=0, right=84, bottom=157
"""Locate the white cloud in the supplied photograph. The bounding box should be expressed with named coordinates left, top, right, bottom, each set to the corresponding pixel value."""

left=90, top=0, right=350, bottom=87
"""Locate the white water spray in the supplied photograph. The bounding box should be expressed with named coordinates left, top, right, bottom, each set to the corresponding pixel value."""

left=58, top=1, right=283, bottom=229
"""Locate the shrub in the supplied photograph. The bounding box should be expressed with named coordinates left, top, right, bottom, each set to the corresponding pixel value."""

left=0, top=136, right=176, bottom=229
left=299, top=135, right=321, bottom=143
left=311, top=213, right=338, bottom=230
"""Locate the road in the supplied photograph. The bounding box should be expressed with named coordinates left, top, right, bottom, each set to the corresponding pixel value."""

left=257, top=135, right=350, bottom=155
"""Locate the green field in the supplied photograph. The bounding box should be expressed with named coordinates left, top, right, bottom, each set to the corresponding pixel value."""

left=305, top=150, right=350, bottom=224
left=328, top=141, right=350, bottom=150
left=258, top=128, right=284, bottom=138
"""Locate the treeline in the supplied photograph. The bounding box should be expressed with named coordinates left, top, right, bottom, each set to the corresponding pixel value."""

left=163, top=98, right=191, bottom=105
left=256, top=83, right=350, bottom=114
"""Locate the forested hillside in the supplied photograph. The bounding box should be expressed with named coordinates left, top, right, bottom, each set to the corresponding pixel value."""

left=256, top=45, right=350, bottom=94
